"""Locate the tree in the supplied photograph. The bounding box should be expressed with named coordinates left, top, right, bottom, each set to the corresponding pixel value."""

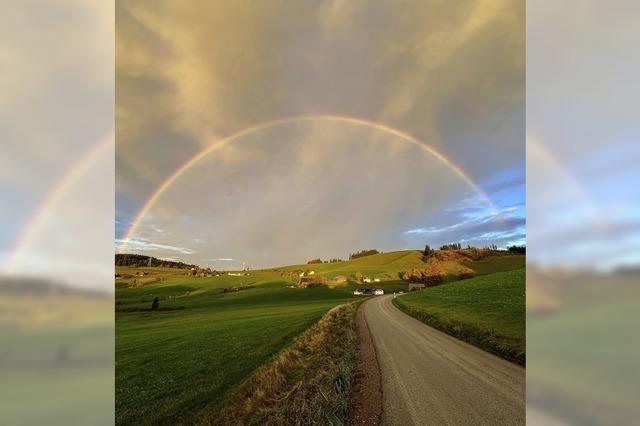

left=151, top=297, right=160, bottom=311
left=423, top=244, right=434, bottom=257
left=354, top=271, right=363, bottom=284
left=439, top=243, right=461, bottom=251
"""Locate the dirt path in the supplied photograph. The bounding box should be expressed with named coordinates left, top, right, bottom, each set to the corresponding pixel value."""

left=347, top=301, right=383, bottom=425
left=363, top=295, right=525, bottom=425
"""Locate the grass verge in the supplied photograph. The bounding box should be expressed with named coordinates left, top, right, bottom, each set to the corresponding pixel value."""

left=393, top=269, right=525, bottom=365
left=198, top=302, right=360, bottom=425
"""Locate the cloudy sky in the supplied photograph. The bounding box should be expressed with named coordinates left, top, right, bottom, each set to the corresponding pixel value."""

left=116, top=0, right=525, bottom=269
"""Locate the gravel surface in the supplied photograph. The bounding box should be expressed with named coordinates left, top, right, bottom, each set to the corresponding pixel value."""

left=364, top=295, right=525, bottom=425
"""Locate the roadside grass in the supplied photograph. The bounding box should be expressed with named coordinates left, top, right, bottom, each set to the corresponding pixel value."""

left=394, top=268, right=525, bottom=365
left=202, top=302, right=360, bottom=425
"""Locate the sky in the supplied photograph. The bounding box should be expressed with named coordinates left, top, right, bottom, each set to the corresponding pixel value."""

left=115, top=0, right=525, bottom=270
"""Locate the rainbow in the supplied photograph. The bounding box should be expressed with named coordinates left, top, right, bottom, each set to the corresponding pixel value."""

left=4, top=133, right=113, bottom=271
left=119, top=115, right=496, bottom=253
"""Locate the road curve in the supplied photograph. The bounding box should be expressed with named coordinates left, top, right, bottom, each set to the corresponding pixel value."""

left=363, top=295, right=525, bottom=425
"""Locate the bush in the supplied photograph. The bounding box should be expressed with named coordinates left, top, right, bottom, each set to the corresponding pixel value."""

left=401, top=258, right=446, bottom=286
left=457, top=266, right=476, bottom=280
left=507, top=245, right=526, bottom=254
left=151, top=297, right=160, bottom=310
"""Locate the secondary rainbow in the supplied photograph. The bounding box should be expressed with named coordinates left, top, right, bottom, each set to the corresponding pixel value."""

left=119, top=115, right=496, bottom=253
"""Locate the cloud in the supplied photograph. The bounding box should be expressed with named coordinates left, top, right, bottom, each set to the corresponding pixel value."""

left=116, top=238, right=193, bottom=255
left=116, top=0, right=524, bottom=193
left=405, top=228, right=429, bottom=235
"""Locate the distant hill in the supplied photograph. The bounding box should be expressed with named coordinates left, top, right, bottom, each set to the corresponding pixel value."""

left=273, top=249, right=525, bottom=285
left=115, top=253, right=196, bottom=269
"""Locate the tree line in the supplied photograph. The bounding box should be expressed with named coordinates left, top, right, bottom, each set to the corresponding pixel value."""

left=115, top=253, right=196, bottom=269
left=307, top=258, right=344, bottom=264
left=425, top=243, right=526, bottom=254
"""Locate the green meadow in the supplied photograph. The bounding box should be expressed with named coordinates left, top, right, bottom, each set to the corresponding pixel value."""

left=394, top=268, right=526, bottom=364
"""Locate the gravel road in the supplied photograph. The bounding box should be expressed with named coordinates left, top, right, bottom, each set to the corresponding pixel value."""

left=363, top=295, right=525, bottom=425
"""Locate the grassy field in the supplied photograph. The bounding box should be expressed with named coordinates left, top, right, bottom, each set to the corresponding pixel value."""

left=116, top=274, right=356, bottom=424
left=461, top=254, right=525, bottom=276
left=394, top=268, right=525, bottom=364
left=116, top=250, right=525, bottom=423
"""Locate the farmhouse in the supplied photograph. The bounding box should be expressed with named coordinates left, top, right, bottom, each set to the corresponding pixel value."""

left=408, top=283, right=426, bottom=291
